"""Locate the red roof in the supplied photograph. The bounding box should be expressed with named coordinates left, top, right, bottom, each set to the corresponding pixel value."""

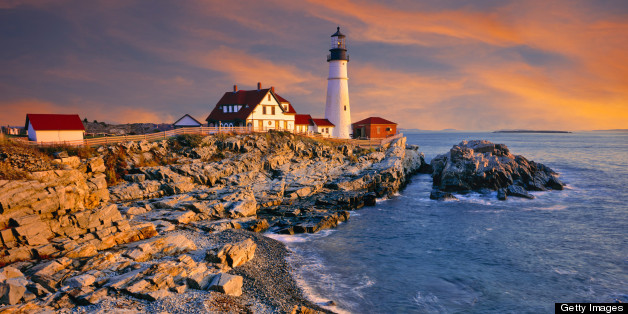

left=206, top=88, right=296, bottom=122
left=25, top=114, right=85, bottom=131
left=294, top=114, right=312, bottom=125
left=352, top=117, right=397, bottom=125
left=311, top=118, right=334, bottom=127
left=275, top=94, right=297, bottom=114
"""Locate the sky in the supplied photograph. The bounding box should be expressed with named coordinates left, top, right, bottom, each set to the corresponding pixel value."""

left=1, top=0, right=627, bottom=131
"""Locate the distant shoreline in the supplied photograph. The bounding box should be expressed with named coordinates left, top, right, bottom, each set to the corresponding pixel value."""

left=492, top=130, right=572, bottom=134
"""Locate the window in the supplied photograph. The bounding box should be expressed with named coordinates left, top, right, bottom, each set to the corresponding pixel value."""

left=268, top=121, right=272, bottom=125
left=223, top=106, right=227, bottom=113
left=268, top=94, right=271, bottom=101
left=386, top=127, right=392, bottom=132
left=377, top=127, right=381, bottom=134
left=271, top=106, right=275, bottom=115
left=263, top=106, right=267, bottom=114
left=344, top=106, right=346, bottom=111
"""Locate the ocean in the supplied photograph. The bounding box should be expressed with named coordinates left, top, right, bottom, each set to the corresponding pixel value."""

left=268, top=131, right=628, bottom=313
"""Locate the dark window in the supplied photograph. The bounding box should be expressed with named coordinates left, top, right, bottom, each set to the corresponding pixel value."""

left=268, top=94, right=271, bottom=101
left=263, top=106, right=267, bottom=114
left=386, top=127, right=392, bottom=132
left=344, top=106, right=346, bottom=111
left=272, top=107, right=275, bottom=115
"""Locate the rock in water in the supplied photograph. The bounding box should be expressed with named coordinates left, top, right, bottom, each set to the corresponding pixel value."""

left=430, top=140, right=565, bottom=199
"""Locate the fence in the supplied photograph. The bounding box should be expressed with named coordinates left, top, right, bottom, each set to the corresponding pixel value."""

left=22, top=126, right=402, bottom=149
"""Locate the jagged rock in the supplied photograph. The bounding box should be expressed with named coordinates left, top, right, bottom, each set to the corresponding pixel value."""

left=26, top=282, right=50, bottom=297
left=64, top=274, right=96, bottom=289
left=225, top=190, right=257, bottom=218
left=430, top=140, right=565, bottom=199
left=249, top=219, right=269, bottom=232
left=430, top=190, right=458, bottom=201
left=122, top=234, right=197, bottom=262
left=497, top=188, right=507, bottom=200
left=87, top=157, right=106, bottom=173
left=206, top=238, right=256, bottom=268
left=291, top=305, right=322, bottom=314
left=0, top=277, right=27, bottom=305
left=186, top=267, right=217, bottom=290
left=506, top=185, right=534, bottom=199
left=0, top=267, right=23, bottom=280
left=75, top=287, right=108, bottom=305
left=208, top=273, right=243, bottom=296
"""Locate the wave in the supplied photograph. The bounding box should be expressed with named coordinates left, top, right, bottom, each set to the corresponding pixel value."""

left=282, top=245, right=353, bottom=314
left=413, top=291, right=447, bottom=313
left=265, top=229, right=337, bottom=244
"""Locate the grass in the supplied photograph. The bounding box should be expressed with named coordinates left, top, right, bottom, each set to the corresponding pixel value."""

left=37, top=144, right=97, bottom=159
left=0, top=161, right=28, bottom=180
left=104, top=147, right=128, bottom=185
left=168, top=134, right=205, bottom=149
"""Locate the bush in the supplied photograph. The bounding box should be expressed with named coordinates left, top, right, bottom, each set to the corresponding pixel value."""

left=36, top=144, right=96, bottom=159
left=169, top=134, right=205, bottom=148
left=104, top=147, right=128, bottom=185
left=0, top=161, right=27, bottom=180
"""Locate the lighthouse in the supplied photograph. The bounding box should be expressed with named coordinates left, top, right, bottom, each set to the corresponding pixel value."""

left=325, top=27, right=352, bottom=139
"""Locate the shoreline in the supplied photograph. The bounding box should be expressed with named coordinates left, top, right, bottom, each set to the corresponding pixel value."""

left=0, top=132, right=425, bottom=312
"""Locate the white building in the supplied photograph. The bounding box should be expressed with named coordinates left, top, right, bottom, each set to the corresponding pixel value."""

left=310, top=118, right=335, bottom=137
left=324, top=27, right=352, bottom=139
left=173, top=114, right=203, bottom=128
left=25, top=113, right=85, bottom=144
left=206, top=83, right=296, bottom=131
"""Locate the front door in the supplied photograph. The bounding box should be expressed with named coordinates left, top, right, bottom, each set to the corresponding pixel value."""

left=258, top=120, right=263, bottom=131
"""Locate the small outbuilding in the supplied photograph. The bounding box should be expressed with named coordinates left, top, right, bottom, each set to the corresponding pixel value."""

left=173, top=114, right=203, bottom=128
left=310, top=118, right=334, bottom=136
left=25, top=113, right=85, bottom=144
left=352, top=117, right=397, bottom=139
left=294, top=114, right=312, bottom=134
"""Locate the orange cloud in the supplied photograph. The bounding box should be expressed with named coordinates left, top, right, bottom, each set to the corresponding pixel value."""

left=190, top=46, right=318, bottom=95
left=0, top=99, right=175, bottom=126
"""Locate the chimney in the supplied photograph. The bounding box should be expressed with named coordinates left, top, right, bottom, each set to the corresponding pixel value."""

left=257, top=82, right=261, bottom=91
left=233, top=84, right=238, bottom=93
left=271, top=86, right=275, bottom=93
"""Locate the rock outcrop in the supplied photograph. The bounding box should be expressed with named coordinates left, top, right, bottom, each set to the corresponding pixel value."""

left=0, top=132, right=425, bottom=312
left=430, top=140, right=565, bottom=199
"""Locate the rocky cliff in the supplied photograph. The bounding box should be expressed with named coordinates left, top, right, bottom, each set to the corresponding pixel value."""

left=0, top=132, right=425, bottom=312
left=430, top=140, right=565, bottom=200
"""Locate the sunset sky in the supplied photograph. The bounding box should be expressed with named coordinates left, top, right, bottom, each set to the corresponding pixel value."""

left=1, top=0, right=627, bottom=130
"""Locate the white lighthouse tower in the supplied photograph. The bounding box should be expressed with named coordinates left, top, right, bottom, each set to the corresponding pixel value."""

left=325, top=27, right=352, bottom=139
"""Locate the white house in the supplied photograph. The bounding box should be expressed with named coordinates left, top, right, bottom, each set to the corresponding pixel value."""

left=25, top=113, right=85, bottom=144
left=206, top=83, right=296, bottom=131
left=310, top=118, right=335, bottom=137
left=173, top=114, right=203, bottom=128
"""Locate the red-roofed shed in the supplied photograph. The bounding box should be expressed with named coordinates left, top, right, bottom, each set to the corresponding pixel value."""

left=25, top=113, right=85, bottom=144
left=310, top=118, right=335, bottom=136
left=352, top=117, right=397, bottom=139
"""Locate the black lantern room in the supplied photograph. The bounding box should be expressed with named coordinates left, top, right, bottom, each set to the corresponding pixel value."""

left=328, top=27, right=349, bottom=62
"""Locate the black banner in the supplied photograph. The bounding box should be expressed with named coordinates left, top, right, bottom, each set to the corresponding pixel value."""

left=556, top=303, right=625, bottom=313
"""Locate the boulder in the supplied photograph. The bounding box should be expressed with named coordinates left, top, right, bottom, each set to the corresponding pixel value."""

left=208, top=273, right=243, bottom=296
left=0, top=277, right=27, bottom=305
left=430, top=140, right=565, bottom=199
left=429, top=190, right=458, bottom=201
left=87, top=157, right=106, bottom=173
left=64, top=274, right=96, bottom=289
left=206, top=238, right=256, bottom=268
left=506, top=185, right=534, bottom=199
